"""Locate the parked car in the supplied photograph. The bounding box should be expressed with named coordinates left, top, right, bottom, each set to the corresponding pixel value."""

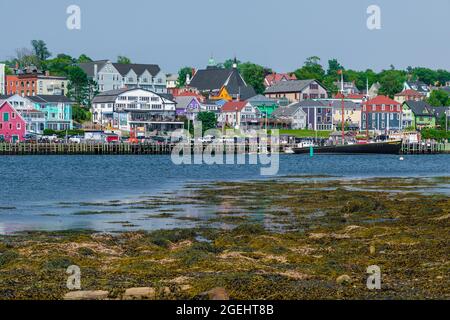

left=24, top=134, right=38, bottom=143
left=68, top=136, right=83, bottom=144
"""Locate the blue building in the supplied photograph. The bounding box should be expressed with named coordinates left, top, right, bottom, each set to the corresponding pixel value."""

left=28, top=95, right=74, bottom=131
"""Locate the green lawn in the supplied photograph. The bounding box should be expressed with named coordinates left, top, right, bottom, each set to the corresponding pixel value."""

left=275, top=129, right=332, bottom=138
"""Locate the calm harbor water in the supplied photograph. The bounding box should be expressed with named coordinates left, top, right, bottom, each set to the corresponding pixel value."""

left=0, top=154, right=449, bottom=234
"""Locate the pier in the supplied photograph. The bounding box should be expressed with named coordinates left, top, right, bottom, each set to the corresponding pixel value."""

left=0, top=142, right=448, bottom=156
left=400, top=142, right=449, bottom=154
left=0, top=142, right=278, bottom=156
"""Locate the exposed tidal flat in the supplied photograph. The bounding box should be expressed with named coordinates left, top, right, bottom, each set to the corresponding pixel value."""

left=0, top=172, right=449, bottom=300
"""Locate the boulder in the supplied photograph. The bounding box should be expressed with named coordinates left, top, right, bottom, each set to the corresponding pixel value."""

left=198, top=287, right=229, bottom=300
left=336, top=275, right=352, bottom=285
left=64, top=290, right=109, bottom=300
left=122, top=287, right=156, bottom=300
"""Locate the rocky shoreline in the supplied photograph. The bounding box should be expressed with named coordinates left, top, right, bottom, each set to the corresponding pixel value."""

left=0, top=176, right=449, bottom=300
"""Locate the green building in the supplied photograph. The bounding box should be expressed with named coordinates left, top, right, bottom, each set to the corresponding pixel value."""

left=402, top=101, right=436, bottom=130
left=246, top=94, right=279, bottom=117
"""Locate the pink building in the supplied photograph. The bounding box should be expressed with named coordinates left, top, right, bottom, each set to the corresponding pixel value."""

left=0, top=101, right=26, bottom=142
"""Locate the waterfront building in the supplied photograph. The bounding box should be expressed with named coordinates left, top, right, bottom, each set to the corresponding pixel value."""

left=5, top=68, right=68, bottom=96
left=0, top=94, right=49, bottom=134
left=394, top=89, right=425, bottom=104
left=271, top=103, right=307, bottom=129
left=28, top=95, right=74, bottom=131
left=188, top=59, right=256, bottom=101
left=322, top=99, right=362, bottom=130
left=264, top=80, right=328, bottom=103
left=290, top=100, right=333, bottom=131
left=91, top=88, right=182, bottom=133
left=79, top=60, right=167, bottom=93
left=218, top=101, right=260, bottom=129
left=174, top=96, right=203, bottom=120
left=402, top=100, right=438, bottom=129
left=0, top=101, right=26, bottom=142
left=362, top=96, right=402, bottom=133
left=247, top=95, right=279, bottom=117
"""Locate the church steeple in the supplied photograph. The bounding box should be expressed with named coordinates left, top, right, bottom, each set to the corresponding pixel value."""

left=207, top=54, right=217, bottom=68
left=232, top=56, right=238, bottom=69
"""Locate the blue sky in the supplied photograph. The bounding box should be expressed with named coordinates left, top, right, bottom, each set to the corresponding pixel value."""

left=1, top=0, right=449, bottom=73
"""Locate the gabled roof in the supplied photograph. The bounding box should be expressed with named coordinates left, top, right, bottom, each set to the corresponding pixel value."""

left=364, top=95, right=400, bottom=106
left=321, top=100, right=361, bottom=109
left=0, top=94, right=13, bottom=100
left=189, top=67, right=237, bottom=91
left=113, top=63, right=160, bottom=77
left=27, top=95, right=74, bottom=104
left=79, top=60, right=161, bottom=77
left=272, top=103, right=305, bottom=118
left=221, top=101, right=248, bottom=112
left=188, top=67, right=256, bottom=99
left=403, top=101, right=433, bottom=115
left=395, top=89, right=423, bottom=97
left=0, top=101, right=26, bottom=122
left=91, top=88, right=172, bottom=104
left=78, top=60, right=109, bottom=77
left=294, top=100, right=326, bottom=107
left=247, top=94, right=278, bottom=107
left=264, top=73, right=296, bottom=86
left=405, top=81, right=430, bottom=93
left=334, top=93, right=365, bottom=100
left=430, top=106, right=450, bottom=118
left=264, top=80, right=317, bottom=94
left=174, top=96, right=200, bottom=110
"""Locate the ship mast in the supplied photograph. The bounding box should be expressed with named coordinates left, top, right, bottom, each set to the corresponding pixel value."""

left=366, top=77, right=369, bottom=140
left=340, top=69, right=345, bottom=144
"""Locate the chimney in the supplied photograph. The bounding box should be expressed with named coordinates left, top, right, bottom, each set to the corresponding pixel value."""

left=94, top=64, right=98, bottom=78
left=186, top=73, right=191, bottom=86
left=45, top=70, right=50, bottom=76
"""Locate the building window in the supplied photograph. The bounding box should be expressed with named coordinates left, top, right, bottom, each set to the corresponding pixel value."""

left=3, top=112, right=9, bottom=121
left=17, top=123, right=21, bottom=129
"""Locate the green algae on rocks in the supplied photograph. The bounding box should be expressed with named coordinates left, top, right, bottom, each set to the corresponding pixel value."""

left=0, top=177, right=448, bottom=300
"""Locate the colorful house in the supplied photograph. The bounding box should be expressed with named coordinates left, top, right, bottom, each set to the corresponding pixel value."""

left=247, top=95, right=279, bottom=117
left=218, top=101, right=260, bottom=129
left=174, top=96, right=203, bottom=120
left=394, top=89, right=425, bottom=104
left=264, top=79, right=328, bottom=103
left=271, top=103, right=307, bottom=129
left=28, top=95, right=74, bottom=131
left=295, top=100, right=333, bottom=131
left=362, top=96, right=402, bottom=132
left=0, top=101, right=26, bottom=142
left=0, top=94, right=46, bottom=134
left=402, top=101, right=437, bottom=129
left=264, top=73, right=297, bottom=88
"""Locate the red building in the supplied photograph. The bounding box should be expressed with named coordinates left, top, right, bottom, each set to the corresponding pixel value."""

left=362, top=96, right=402, bottom=132
left=5, top=74, right=38, bottom=96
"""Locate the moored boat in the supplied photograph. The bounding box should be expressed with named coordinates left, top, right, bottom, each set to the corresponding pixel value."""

left=293, top=140, right=402, bottom=155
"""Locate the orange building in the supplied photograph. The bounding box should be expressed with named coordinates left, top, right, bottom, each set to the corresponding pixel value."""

left=5, top=74, right=38, bottom=96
